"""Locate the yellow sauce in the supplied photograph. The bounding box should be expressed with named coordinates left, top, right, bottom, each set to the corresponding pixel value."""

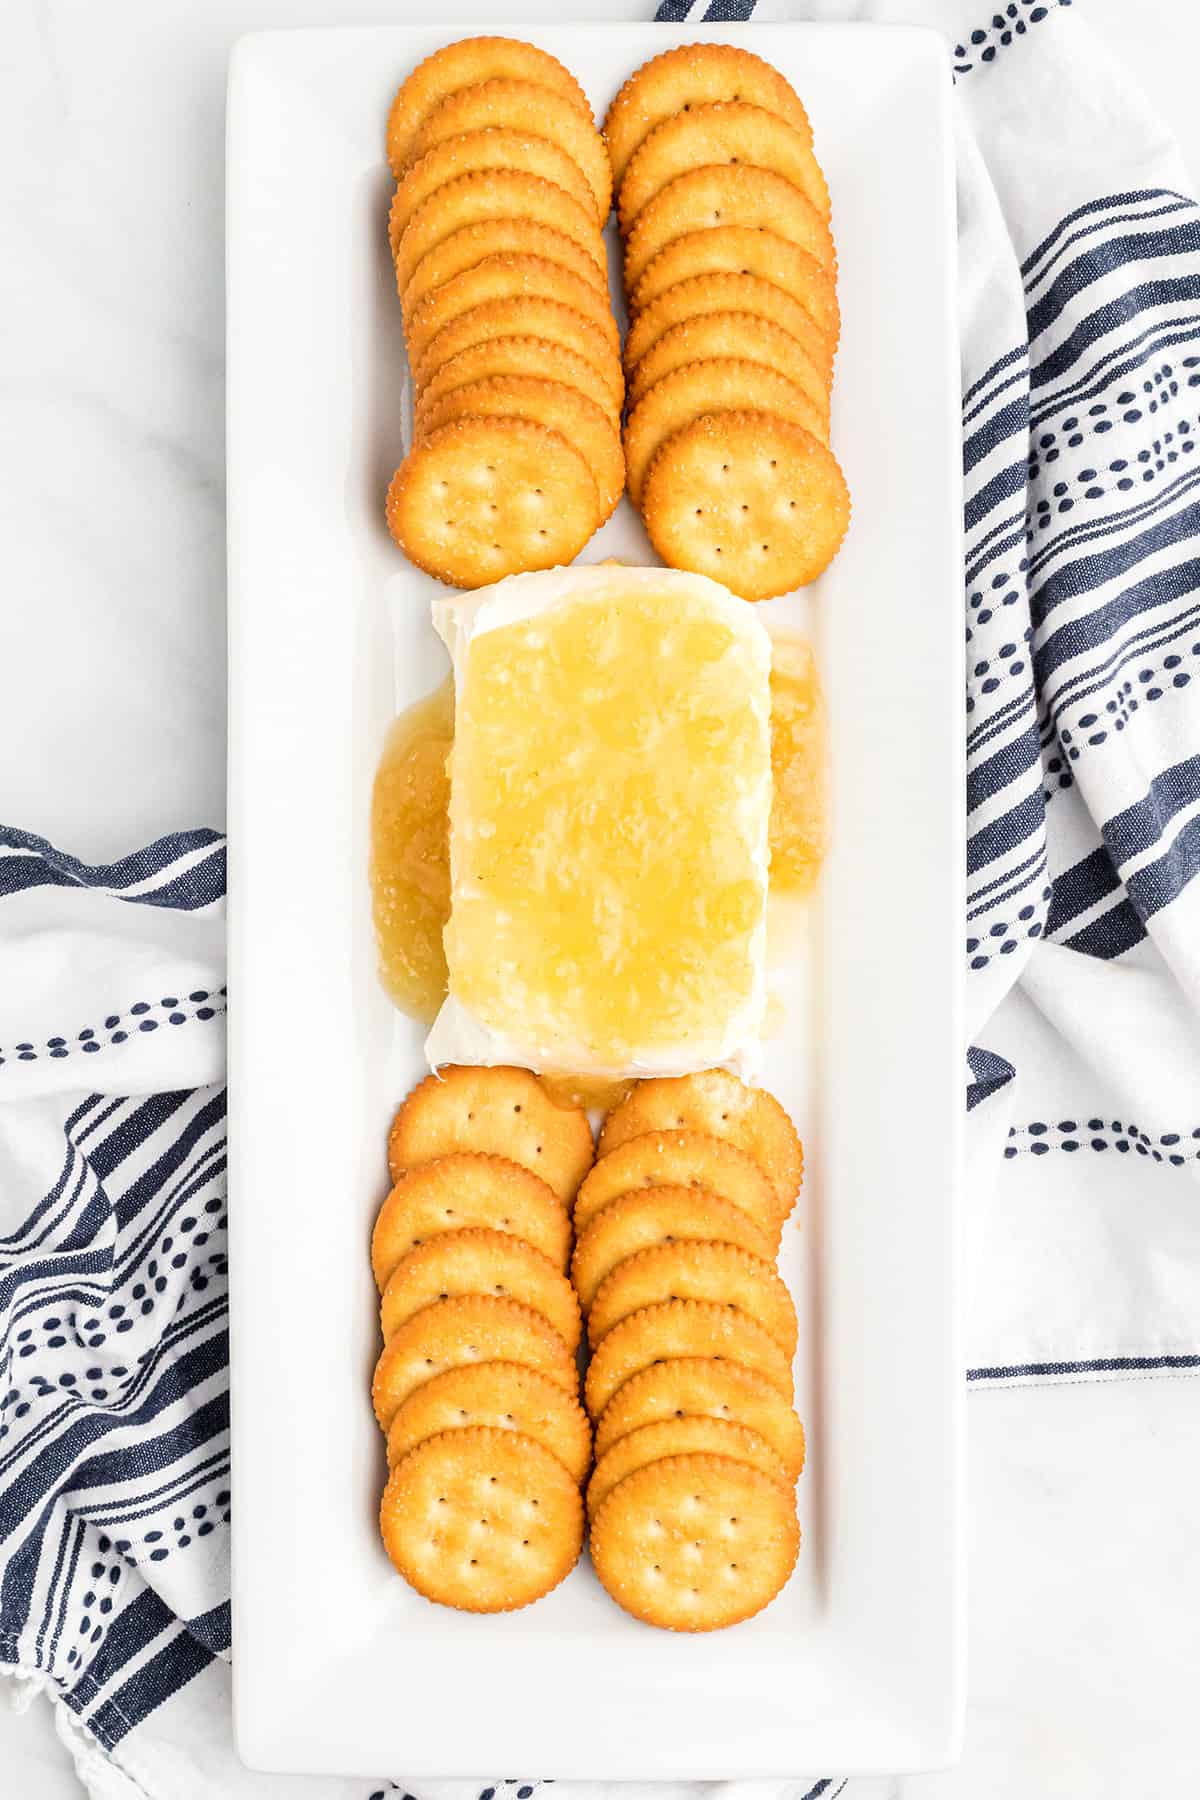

left=768, top=635, right=830, bottom=897
left=540, top=1073, right=635, bottom=1114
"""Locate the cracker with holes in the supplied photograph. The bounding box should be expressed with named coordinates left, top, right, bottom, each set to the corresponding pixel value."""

left=574, top=1129, right=779, bottom=1243
left=415, top=335, right=621, bottom=432
left=393, top=170, right=605, bottom=295
left=589, top=1452, right=799, bottom=1630
left=392, top=130, right=597, bottom=247
left=372, top=1153, right=571, bottom=1290
left=389, top=1065, right=593, bottom=1202
left=623, top=358, right=826, bottom=505
left=619, top=101, right=829, bottom=234
left=380, top=1425, right=583, bottom=1611
left=385, top=417, right=601, bottom=590
left=594, top=1354, right=806, bottom=1477
left=601, top=1070, right=805, bottom=1218
left=587, top=1241, right=798, bottom=1356
left=603, top=41, right=812, bottom=187
left=571, top=1183, right=774, bottom=1311
left=386, top=1361, right=591, bottom=1481
left=624, top=165, right=836, bottom=293
left=387, top=36, right=592, bottom=177
left=402, top=218, right=608, bottom=321
left=380, top=1227, right=582, bottom=1349
left=583, top=1298, right=794, bottom=1420
left=630, top=230, right=840, bottom=347
left=642, top=411, right=851, bottom=601
left=628, top=312, right=830, bottom=420
left=413, top=296, right=623, bottom=415
left=372, top=1293, right=576, bottom=1429
left=409, top=79, right=611, bottom=220
left=587, top=1414, right=789, bottom=1516
left=406, top=253, right=618, bottom=370
left=419, top=376, right=624, bottom=521
left=625, top=270, right=835, bottom=381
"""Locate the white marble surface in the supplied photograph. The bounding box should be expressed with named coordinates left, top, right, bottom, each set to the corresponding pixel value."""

left=2, top=0, right=1199, bottom=1795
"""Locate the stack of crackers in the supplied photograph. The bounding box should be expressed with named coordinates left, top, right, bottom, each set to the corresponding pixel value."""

left=373, top=1066, right=594, bottom=1612
left=607, top=45, right=850, bottom=600
left=384, top=39, right=624, bottom=588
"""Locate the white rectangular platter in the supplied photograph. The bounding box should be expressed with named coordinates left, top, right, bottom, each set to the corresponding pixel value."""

left=227, top=19, right=964, bottom=1781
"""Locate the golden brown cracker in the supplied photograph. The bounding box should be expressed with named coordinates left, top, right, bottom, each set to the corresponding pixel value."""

left=386, top=1359, right=591, bottom=1482
left=571, top=1184, right=774, bottom=1311
left=630, top=228, right=840, bottom=345
left=393, top=169, right=606, bottom=295
left=587, top=1241, right=798, bottom=1357
left=589, top=1451, right=799, bottom=1630
left=372, top=1153, right=571, bottom=1290
left=387, top=37, right=592, bottom=177
left=624, top=165, right=836, bottom=293
left=418, top=375, right=624, bottom=520
left=583, top=1298, right=794, bottom=1420
left=625, top=270, right=835, bottom=381
left=410, top=79, right=611, bottom=220
left=641, top=410, right=851, bottom=601
left=379, top=1424, right=583, bottom=1611
left=406, top=252, right=618, bottom=369
left=380, top=1227, right=582, bottom=1349
left=601, top=1071, right=804, bottom=1216
left=371, top=1293, right=576, bottom=1431
left=392, top=128, right=597, bottom=246
left=603, top=41, right=812, bottom=187
left=586, top=1414, right=789, bottom=1516
left=413, top=295, right=623, bottom=415
left=385, top=417, right=601, bottom=589
left=402, top=218, right=608, bottom=322
left=594, top=1354, right=805, bottom=1477
left=623, top=357, right=826, bottom=506
left=627, top=311, right=830, bottom=419
left=574, top=1130, right=779, bottom=1244
left=389, top=1065, right=594, bottom=1202
left=619, top=101, right=829, bottom=233
left=415, top=334, right=621, bottom=432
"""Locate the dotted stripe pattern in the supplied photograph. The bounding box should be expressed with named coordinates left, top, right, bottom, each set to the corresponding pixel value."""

left=952, top=1, right=1073, bottom=77
left=1004, top=1118, right=1200, bottom=1162
left=0, top=990, right=226, bottom=1067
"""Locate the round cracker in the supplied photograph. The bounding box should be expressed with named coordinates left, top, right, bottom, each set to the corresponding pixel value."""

left=586, top=1414, right=789, bottom=1516
left=415, top=334, right=620, bottom=432
left=642, top=410, right=851, bottom=601
left=387, top=37, right=592, bottom=177
left=419, top=375, right=624, bottom=520
left=413, top=296, right=623, bottom=414
left=380, top=1227, right=582, bottom=1350
left=588, top=1241, right=798, bottom=1357
left=583, top=1298, right=794, bottom=1420
left=603, top=41, right=812, bottom=187
left=630, top=228, right=840, bottom=343
left=372, top=1294, right=576, bottom=1431
left=590, top=1452, right=799, bottom=1630
left=575, top=1130, right=779, bottom=1244
left=386, top=417, right=601, bottom=589
left=406, top=253, right=618, bottom=369
left=624, top=165, right=836, bottom=293
left=386, top=1359, right=591, bottom=1482
left=380, top=1425, right=583, bottom=1611
left=571, top=1184, right=774, bottom=1311
left=623, top=357, right=826, bottom=506
left=393, top=170, right=606, bottom=296
left=628, top=312, right=830, bottom=419
left=601, top=1072, right=804, bottom=1215
left=389, top=1065, right=593, bottom=1203
left=410, top=79, right=611, bottom=221
left=402, top=219, right=608, bottom=321
left=619, top=102, right=829, bottom=234
left=594, top=1354, right=806, bottom=1477
left=625, top=271, right=834, bottom=381
left=372, top=1153, right=571, bottom=1289
left=391, top=129, right=597, bottom=246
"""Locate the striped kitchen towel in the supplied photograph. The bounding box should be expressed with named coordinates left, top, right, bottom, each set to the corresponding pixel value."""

left=2, top=2, right=1199, bottom=1798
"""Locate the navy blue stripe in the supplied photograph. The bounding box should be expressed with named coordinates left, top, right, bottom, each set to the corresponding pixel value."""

left=965, top=720, right=1042, bottom=815
left=0, top=859, right=76, bottom=900
left=967, top=840, right=1047, bottom=911
left=1125, top=810, right=1200, bottom=921
left=968, top=1353, right=1200, bottom=1380
left=964, top=363, right=1028, bottom=428
left=1062, top=896, right=1146, bottom=958
left=654, top=0, right=695, bottom=16
left=1103, top=756, right=1200, bottom=864
left=703, top=0, right=755, bottom=16
left=964, top=459, right=1027, bottom=533
left=966, top=1046, right=1015, bottom=1111
left=86, top=1628, right=214, bottom=1748
left=88, top=1092, right=193, bottom=1182
left=1020, top=189, right=1185, bottom=280
left=1029, top=310, right=1200, bottom=431
left=963, top=343, right=1028, bottom=410
left=967, top=683, right=1036, bottom=753
left=114, top=1092, right=226, bottom=1230
left=1033, top=274, right=1200, bottom=390
left=136, top=850, right=226, bottom=912
left=963, top=398, right=1028, bottom=476
left=0, top=826, right=223, bottom=895
left=1045, top=847, right=1120, bottom=936
left=1027, top=222, right=1200, bottom=344
left=965, top=851, right=1048, bottom=924
left=81, top=1588, right=175, bottom=1696
left=1046, top=601, right=1200, bottom=733
left=1029, top=200, right=1197, bottom=301
left=1031, top=498, right=1200, bottom=635
left=1036, top=558, right=1200, bottom=689
left=187, top=1598, right=232, bottom=1656
left=967, top=790, right=1045, bottom=877
left=1027, top=462, right=1200, bottom=584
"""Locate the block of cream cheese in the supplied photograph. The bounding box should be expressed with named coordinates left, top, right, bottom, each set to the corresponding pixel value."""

left=425, top=564, right=772, bottom=1081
